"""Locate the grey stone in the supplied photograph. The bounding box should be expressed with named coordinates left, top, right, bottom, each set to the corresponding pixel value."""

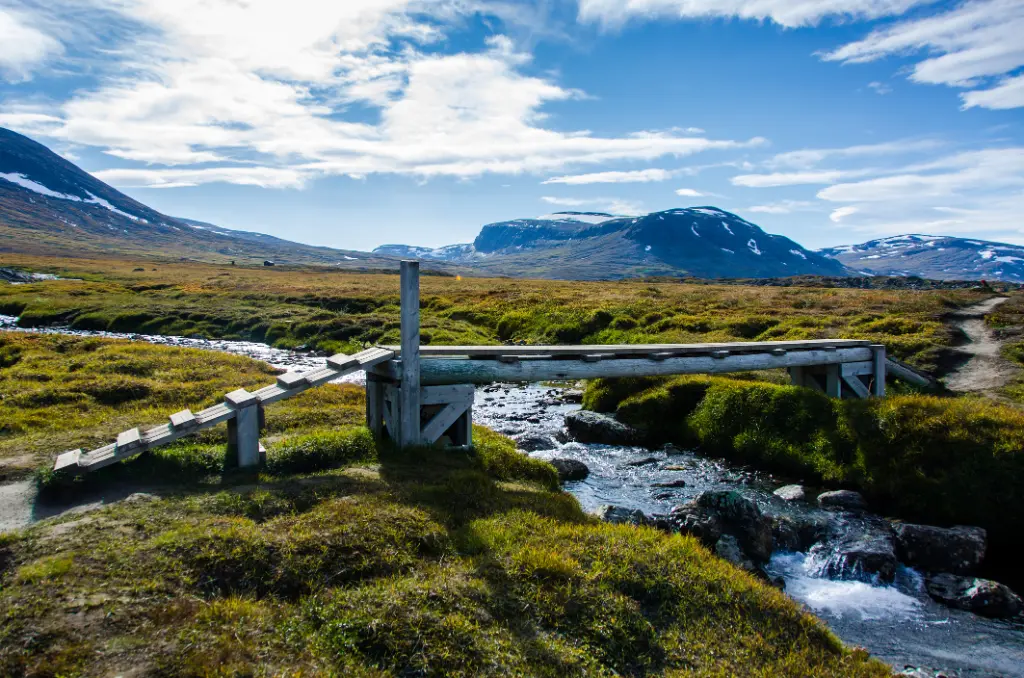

left=623, top=456, right=659, bottom=467
left=894, top=524, right=986, bottom=574
left=563, top=410, right=640, bottom=446
left=812, top=527, right=898, bottom=582
left=817, top=489, right=866, bottom=511
left=598, top=505, right=650, bottom=527
left=560, top=389, right=584, bottom=404
left=549, top=458, right=590, bottom=482
left=926, top=573, right=1022, bottom=619
left=671, top=491, right=773, bottom=564
left=773, top=484, right=806, bottom=502
left=515, top=434, right=557, bottom=452
left=715, top=535, right=755, bottom=571
left=653, top=479, right=687, bottom=488
left=772, top=518, right=802, bottom=552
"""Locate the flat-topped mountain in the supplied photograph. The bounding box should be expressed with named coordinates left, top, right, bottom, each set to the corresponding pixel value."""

left=820, top=235, right=1024, bottom=282
left=376, top=208, right=852, bottom=280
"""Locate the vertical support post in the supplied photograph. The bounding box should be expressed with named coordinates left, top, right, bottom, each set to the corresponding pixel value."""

left=870, top=344, right=887, bottom=397
left=225, top=389, right=261, bottom=468
left=399, top=260, right=421, bottom=448
left=788, top=366, right=804, bottom=387
left=366, top=373, right=385, bottom=437
left=825, top=364, right=842, bottom=399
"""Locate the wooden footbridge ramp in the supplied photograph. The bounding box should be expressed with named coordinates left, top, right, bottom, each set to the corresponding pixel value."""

left=54, top=261, right=931, bottom=475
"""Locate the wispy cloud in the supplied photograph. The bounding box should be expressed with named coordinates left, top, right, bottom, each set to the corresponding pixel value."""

left=822, top=0, right=1024, bottom=109
left=0, top=8, right=63, bottom=81
left=867, top=81, right=891, bottom=95
left=830, top=206, right=858, bottom=222
left=748, top=200, right=816, bottom=214
left=674, top=188, right=704, bottom=197
left=732, top=170, right=861, bottom=187
left=542, top=168, right=677, bottom=184
left=766, top=139, right=941, bottom=170
left=541, top=195, right=643, bottom=214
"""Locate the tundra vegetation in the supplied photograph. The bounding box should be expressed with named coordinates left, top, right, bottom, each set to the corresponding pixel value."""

left=0, top=335, right=890, bottom=677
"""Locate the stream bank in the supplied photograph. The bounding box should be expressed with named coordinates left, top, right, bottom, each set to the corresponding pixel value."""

left=1, top=317, right=1022, bottom=675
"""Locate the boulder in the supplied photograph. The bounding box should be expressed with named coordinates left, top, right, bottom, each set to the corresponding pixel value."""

left=560, top=389, right=584, bottom=404
left=817, top=490, right=866, bottom=511
left=671, top=491, right=773, bottom=564
left=598, top=505, right=650, bottom=527
left=811, top=527, right=898, bottom=582
left=715, top=535, right=755, bottom=571
left=623, top=456, right=659, bottom=467
left=563, top=410, right=640, bottom=446
left=893, top=524, right=986, bottom=574
left=926, top=573, right=1022, bottom=619
left=773, top=484, right=806, bottom=502
left=515, top=434, right=558, bottom=452
left=653, top=479, right=687, bottom=488
left=771, top=518, right=802, bottom=552
left=549, top=458, right=590, bottom=482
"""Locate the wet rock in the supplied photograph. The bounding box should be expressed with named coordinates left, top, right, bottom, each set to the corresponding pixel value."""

left=715, top=535, right=755, bottom=571
left=926, top=573, right=1022, bottom=619
left=653, top=479, right=687, bottom=488
left=598, top=505, right=650, bottom=527
left=563, top=410, right=640, bottom=446
left=811, top=526, right=898, bottom=582
left=664, top=464, right=689, bottom=471
left=652, top=491, right=676, bottom=500
left=560, top=389, right=584, bottom=404
left=516, top=434, right=557, bottom=452
left=124, top=492, right=158, bottom=503
left=623, top=456, right=659, bottom=467
left=773, top=484, right=806, bottom=502
left=817, top=489, right=866, bottom=511
left=893, top=524, right=986, bottom=574
left=670, top=491, right=772, bottom=564
left=549, top=458, right=589, bottom=482
left=772, top=518, right=802, bottom=552
left=662, top=444, right=684, bottom=455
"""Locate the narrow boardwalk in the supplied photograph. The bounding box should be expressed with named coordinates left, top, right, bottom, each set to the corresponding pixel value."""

left=943, top=297, right=1021, bottom=394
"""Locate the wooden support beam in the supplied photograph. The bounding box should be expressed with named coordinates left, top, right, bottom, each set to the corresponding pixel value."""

left=366, top=376, right=384, bottom=437
left=383, top=383, right=400, bottom=441
left=842, top=374, right=870, bottom=398
left=169, top=409, right=197, bottom=431
left=825, top=364, right=842, bottom=399
left=386, top=339, right=872, bottom=358
left=377, top=346, right=875, bottom=385
left=885, top=357, right=932, bottom=387
left=226, top=388, right=260, bottom=468
left=788, top=366, right=804, bottom=387
left=54, top=449, right=82, bottom=473
left=871, top=345, right=887, bottom=397
left=421, top=402, right=467, bottom=444
left=399, top=261, right=421, bottom=448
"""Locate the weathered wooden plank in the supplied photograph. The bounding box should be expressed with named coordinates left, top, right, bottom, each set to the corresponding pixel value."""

left=710, top=350, right=730, bottom=360
left=871, top=345, right=887, bottom=397
left=581, top=354, right=604, bottom=363
left=228, top=404, right=261, bottom=468
left=421, top=384, right=475, bottom=406
left=79, top=443, right=119, bottom=471
left=117, top=427, right=142, bottom=451
left=366, top=379, right=384, bottom=436
left=886, top=358, right=932, bottom=387
left=841, top=361, right=874, bottom=377
left=826, top=364, right=842, bottom=398
left=327, top=353, right=359, bottom=371
left=169, top=409, right=197, bottom=430
left=770, top=348, right=787, bottom=356
left=54, top=449, right=82, bottom=473
left=843, top=374, right=871, bottom=398
left=421, top=401, right=468, bottom=445
left=302, top=367, right=340, bottom=387
left=195, top=403, right=235, bottom=426
left=399, top=261, right=421, bottom=448
left=225, top=389, right=258, bottom=409
left=383, top=383, right=400, bottom=441
left=276, top=371, right=307, bottom=389
left=397, top=346, right=876, bottom=385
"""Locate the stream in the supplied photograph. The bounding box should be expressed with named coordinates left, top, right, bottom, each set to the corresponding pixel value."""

left=2, top=314, right=1023, bottom=676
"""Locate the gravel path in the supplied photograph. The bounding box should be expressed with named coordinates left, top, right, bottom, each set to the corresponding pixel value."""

left=943, top=297, right=1020, bottom=394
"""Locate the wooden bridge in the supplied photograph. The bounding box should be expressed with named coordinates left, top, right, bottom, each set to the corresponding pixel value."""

left=53, top=262, right=929, bottom=475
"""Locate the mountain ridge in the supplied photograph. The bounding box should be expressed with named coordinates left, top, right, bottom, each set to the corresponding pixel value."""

left=819, top=235, right=1024, bottom=282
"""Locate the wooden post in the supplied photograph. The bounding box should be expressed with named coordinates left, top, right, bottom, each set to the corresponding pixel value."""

left=366, top=373, right=385, bottom=437
left=226, top=388, right=261, bottom=467
left=825, top=364, right=842, bottom=399
left=788, top=366, right=804, bottom=387
left=399, top=261, right=421, bottom=448
left=870, top=344, right=887, bottom=397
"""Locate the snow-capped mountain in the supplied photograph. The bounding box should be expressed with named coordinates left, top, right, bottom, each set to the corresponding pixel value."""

left=819, top=235, right=1024, bottom=282
left=375, top=208, right=852, bottom=279
left=0, top=127, right=393, bottom=267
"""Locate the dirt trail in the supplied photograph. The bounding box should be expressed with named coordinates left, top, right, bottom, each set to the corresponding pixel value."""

left=942, top=297, right=1020, bottom=394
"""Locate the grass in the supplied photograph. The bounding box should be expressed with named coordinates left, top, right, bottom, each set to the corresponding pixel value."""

left=987, top=294, right=1024, bottom=403
left=0, top=253, right=993, bottom=370
left=586, top=374, right=1024, bottom=587
left=0, top=338, right=891, bottom=677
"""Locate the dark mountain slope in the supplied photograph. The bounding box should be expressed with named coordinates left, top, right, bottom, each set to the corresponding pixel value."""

left=820, top=235, right=1024, bottom=282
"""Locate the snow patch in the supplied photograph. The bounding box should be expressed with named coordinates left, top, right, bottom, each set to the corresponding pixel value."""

left=1, top=173, right=82, bottom=201
left=790, top=249, right=807, bottom=259
left=721, top=248, right=734, bottom=254
left=691, top=225, right=700, bottom=238
left=747, top=239, right=761, bottom=255
left=979, top=250, right=995, bottom=260
left=720, top=221, right=734, bottom=235
left=645, top=245, right=652, bottom=252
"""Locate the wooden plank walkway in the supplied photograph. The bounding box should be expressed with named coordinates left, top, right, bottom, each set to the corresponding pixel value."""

left=53, top=347, right=395, bottom=475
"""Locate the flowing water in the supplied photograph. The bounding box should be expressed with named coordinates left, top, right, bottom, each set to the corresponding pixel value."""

left=2, top=315, right=1022, bottom=676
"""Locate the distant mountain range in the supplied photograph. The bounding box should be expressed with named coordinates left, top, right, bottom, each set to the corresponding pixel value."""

left=819, top=235, right=1024, bottom=282
left=1, top=126, right=1020, bottom=282
left=0, top=127, right=393, bottom=268
left=375, top=209, right=849, bottom=279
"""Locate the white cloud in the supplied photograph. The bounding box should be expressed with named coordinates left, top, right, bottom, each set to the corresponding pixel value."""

left=867, top=81, right=892, bottom=94
left=748, top=200, right=815, bottom=214
left=543, top=168, right=676, bottom=184
left=0, top=8, right=62, bottom=81
left=0, top=1, right=761, bottom=187
left=767, top=139, right=940, bottom=169
left=674, top=188, right=703, bottom=197
left=93, top=166, right=309, bottom=189
left=830, top=206, right=859, bottom=222
left=576, top=0, right=928, bottom=29
left=961, top=73, right=1024, bottom=110
left=822, top=0, right=1024, bottom=109
left=541, top=195, right=643, bottom=214
left=732, top=170, right=857, bottom=187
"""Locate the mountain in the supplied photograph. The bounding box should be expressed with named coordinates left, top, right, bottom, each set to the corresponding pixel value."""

left=375, top=208, right=852, bottom=280
left=0, top=127, right=396, bottom=268
left=820, top=235, right=1024, bottom=282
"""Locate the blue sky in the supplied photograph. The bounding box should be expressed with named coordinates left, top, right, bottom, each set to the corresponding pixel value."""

left=0, top=0, right=1022, bottom=251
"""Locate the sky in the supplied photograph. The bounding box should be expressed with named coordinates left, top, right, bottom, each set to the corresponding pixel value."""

left=0, top=0, right=1022, bottom=251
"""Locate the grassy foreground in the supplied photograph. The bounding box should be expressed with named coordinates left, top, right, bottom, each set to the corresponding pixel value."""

left=0, top=254, right=990, bottom=371
left=0, top=336, right=889, bottom=676
left=585, top=375, right=1024, bottom=584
